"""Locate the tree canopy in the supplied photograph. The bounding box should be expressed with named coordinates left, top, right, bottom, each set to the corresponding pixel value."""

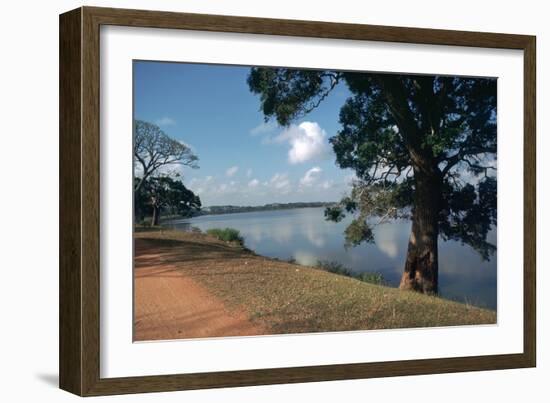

left=133, top=120, right=201, bottom=225
left=248, top=68, right=497, bottom=290
left=134, top=175, right=202, bottom=225
left=133, top=120, right=199, bottom=192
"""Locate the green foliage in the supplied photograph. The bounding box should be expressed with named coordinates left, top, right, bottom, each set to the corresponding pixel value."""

left=316, top=260, right=384, bottom=285
left=439, top=176, right=497, bottom=259
left=316, top=260, right=354, bottom=276
left=247, top=69, right=341, bottom=126
left=343, top=218, right=374, bottom=247
left=248, top=68, right=497, bottom=260
left=324, top=206, right=345, bottom=222
left=356, top=272, right=385, bottom=285
left=206, top=228, right=245, bottom=245
left=134, top=175, right=202, bottom=223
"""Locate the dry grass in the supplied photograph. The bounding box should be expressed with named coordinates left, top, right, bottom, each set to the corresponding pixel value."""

left=135, top=229, right=496, bottom=336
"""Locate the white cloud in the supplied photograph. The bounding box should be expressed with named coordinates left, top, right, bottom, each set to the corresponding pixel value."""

left=304, top=225, right=326, bottom=247
left=344, top=173, right=359, bottom=186
left=155, top=117, right=176, bottom=126
left=274, top=121, right=330, bottom=164
left=272, top=224, right=293, bottom=243
left=375, top=224, right=403, bottom=259
left=246, top=168, right=253, bottom=178
left=225, top=166, right=239, bottom=177
left=218, top=182, right=237, bottom=193
left=183, top=167, right=344, bottom=206
left=378, top=241, right=399, bottom=259
left=320, top=180, right=333, bottom=190
left=299, top=167, right=322, bottom=187
left=293, top=251, right=318, bottom=266
left=268, top=173, right=291, bottom=193
left=186, top=175, right=214, bottom=195
left=250, top=120, right=277, bottom=136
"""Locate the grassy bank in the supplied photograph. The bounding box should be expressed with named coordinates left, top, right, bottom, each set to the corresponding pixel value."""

left=135, top=229, right=496, bottom=335
left=206, top=227, right=245, bottom=245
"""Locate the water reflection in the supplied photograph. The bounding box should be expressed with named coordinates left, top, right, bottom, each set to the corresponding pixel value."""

left=167, top=207, right=496, bottom=309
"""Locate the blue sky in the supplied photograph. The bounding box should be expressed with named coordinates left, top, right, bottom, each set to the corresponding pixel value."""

left=134, top=61, right=355, bottom=206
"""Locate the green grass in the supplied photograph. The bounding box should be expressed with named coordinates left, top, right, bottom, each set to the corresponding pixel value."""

left=316, top=260, right=385, bottom=285
left=205, top=228, right=245, bottom=245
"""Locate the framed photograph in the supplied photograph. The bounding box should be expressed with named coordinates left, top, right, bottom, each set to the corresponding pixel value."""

left=59, top=6, right=536, bottom=396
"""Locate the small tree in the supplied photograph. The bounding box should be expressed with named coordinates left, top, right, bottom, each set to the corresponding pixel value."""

left=135, top=175, right=202, bottom=226
left=133, top=120, right=199, bottom=193
left=248, top=68, right=497, bottom=294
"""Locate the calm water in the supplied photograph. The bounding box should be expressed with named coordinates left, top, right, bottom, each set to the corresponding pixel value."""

left=167, top=207, right=497, bottom=309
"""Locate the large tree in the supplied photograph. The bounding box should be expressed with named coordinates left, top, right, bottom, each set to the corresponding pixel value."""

left=248, top=69, right=497, bottom=294
left=133, top=120, right=199, bottom=193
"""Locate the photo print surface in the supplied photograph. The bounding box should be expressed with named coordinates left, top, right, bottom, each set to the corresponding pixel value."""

left=132, top=61, right=497, bottom=342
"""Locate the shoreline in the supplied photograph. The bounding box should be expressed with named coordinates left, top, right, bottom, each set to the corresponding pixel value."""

left=142, top=222, right=496, bottom=311
left=162, top=205, right=330, bottom=224
left=134, top=229, right=496, bottom=341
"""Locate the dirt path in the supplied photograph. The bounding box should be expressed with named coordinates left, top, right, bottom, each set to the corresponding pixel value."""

left=134, top=238, right=264, bottom=341
left=134, top=230, right=496, bottom=340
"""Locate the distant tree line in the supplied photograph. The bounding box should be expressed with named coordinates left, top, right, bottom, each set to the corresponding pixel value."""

left=200, top=202, right=333, bottom=216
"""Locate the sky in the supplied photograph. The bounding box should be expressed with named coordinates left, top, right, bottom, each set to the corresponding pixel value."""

left=134, top=61, right=356, bottom=207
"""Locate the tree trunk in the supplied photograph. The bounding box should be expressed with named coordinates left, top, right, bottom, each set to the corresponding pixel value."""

left=399, top=169, right=440, bottom=294
left=151, top=204, right=160, bottom=226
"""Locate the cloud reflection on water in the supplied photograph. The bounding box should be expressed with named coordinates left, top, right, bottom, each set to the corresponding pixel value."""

left=172, top=207, right=497, bottom=309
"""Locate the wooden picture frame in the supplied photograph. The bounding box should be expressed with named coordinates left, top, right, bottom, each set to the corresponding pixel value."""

left=59, top=6, right=536, bottom=396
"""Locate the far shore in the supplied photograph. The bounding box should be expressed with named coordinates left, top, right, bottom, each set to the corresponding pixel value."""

left=156, top=202, right=335, bottom=224
left=134, top=229, right=496, bottom=341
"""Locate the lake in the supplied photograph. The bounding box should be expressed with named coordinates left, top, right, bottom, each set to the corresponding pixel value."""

left=167, top=207, right=497, bottom=310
